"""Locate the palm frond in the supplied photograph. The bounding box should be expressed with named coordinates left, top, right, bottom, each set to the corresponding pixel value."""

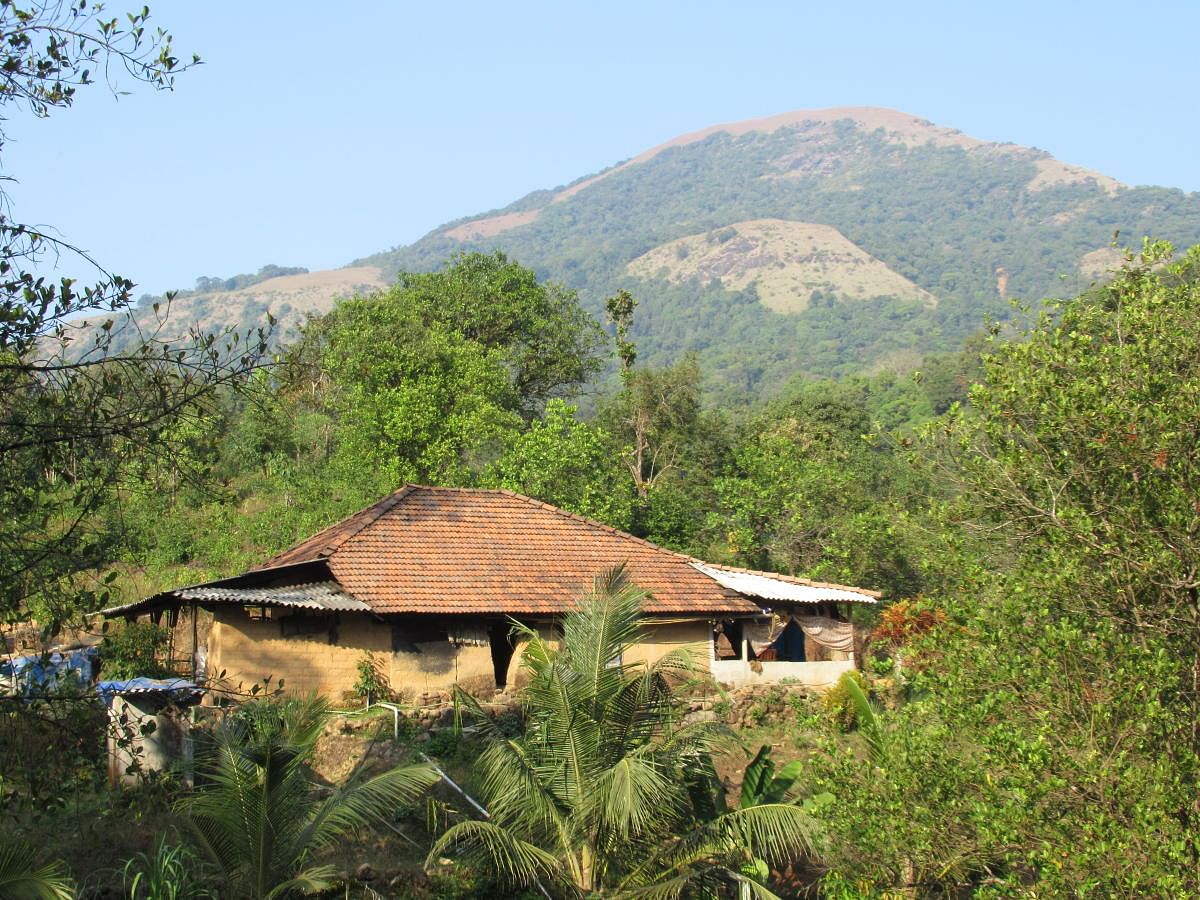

left=582, top=751, right=677, bottom=841
left=263, top=864, right=340, bottom=899
left=305, top=763, right=440, bottom=852
left=426, top=820, right=564, bottom=891
left=619, top=866, right=784, bottom=900
left=0, top=837, right=73, bottom=900
left=844, top=675, right=886, bottom=761
left=180, top=695, right=434, bottom=899
left=561, top=564, right=648, bottom=710
left=624, top=803, right=820, bottom=890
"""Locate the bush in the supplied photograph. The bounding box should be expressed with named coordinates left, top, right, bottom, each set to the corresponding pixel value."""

left=100, top=621, right=171, bottom=680
left=121, top=838, right=214, bottom=899
left=353, top=651, right=389, bottom=704
left=822, top=670, right=869, bottom=731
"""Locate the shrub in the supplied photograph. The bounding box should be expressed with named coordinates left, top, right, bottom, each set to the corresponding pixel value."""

left=101, top=621, right=171, bottom=680
left=822, top=670, right=869, bottom=731
left=872, top=598, right=944, bottom=648
left=353, top=651, right=389, bottom=705
left=121, top=838, right=214, bottom=899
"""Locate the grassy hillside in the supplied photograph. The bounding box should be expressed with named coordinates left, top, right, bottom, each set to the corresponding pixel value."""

left=65, top=265, right=387, bottom=357
left=358, top=107, right=1200, bottom=397
left=626, top=219, right=936, bottom=313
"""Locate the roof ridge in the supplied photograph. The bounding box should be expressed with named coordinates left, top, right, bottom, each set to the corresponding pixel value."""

left=321, top=485, right=416, bottom=556
left=440, top=487, right=881, bottom=598
left=492, top=487, right=723, bottom=564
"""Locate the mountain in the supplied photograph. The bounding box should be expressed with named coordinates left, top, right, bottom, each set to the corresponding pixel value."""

left=65, top=266, right=387, bottom=357
left=87, top=107, right=1200, bottom=398
left=357, top=106, right=1200, bottom=395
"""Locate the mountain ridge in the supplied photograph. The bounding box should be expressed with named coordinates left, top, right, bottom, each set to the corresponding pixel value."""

left=81, top=107, right=1200, bottom=398
left=440, top=106, right=1124, bottom=242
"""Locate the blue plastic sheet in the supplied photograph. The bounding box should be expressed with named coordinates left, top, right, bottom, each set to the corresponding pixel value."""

left=1, top=646, right=98, bottom=693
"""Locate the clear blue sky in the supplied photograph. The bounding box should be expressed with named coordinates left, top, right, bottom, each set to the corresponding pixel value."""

left=5, top=0, right=1197, bottom=295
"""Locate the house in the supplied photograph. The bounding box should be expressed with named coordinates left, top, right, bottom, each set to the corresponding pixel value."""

left=103, top=485, right=879, bottom=698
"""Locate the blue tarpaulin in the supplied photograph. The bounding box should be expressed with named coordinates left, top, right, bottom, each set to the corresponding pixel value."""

left=1, top=647, right=98, bottom=692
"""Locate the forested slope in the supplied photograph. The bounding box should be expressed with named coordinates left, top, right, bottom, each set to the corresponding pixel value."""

left=360, top=108, right=1200, bottom=396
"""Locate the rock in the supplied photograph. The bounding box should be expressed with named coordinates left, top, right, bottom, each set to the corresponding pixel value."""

left=356, top=863, right=376, bottom=881
left=415, top=731, right=431, bottom=743
left=684, top=710, right=718, bottom=724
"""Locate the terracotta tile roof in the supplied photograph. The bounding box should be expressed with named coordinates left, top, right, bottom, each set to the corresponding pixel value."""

left=258, top=485, right=765, bottom=615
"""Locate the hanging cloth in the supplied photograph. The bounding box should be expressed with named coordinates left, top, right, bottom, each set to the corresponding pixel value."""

left=744, top=618, right=779, bottom=656
left=791, top=614, right=856, bottom=653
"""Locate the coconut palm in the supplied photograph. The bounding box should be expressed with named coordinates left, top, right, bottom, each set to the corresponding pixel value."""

left=178, top=694, right=438, bottom=899
left=427, top=566, right=820, bottom=898
left=0, top=837, right=73, bottom=900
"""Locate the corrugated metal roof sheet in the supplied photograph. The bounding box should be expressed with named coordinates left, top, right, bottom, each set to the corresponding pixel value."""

left=690, top=562, right=878, bottom=605
left=176, top=581, right=371, bottom=612
left=96, top=677, right=204, bottom=706
left=102, top=580, right=370, bottom=616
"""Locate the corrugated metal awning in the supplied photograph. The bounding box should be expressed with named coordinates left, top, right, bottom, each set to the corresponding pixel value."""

left=175, top=581, right=371, bottom=612
left=690, top=562, right=877, bottom=605
left=102, top=580, right=370, bottom=616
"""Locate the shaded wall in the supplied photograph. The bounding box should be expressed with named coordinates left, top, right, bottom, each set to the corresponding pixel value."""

left=208, top=608, right=390, bottom=697
left=208, top=612, right=725, bottom=699
left=107, top=695, right=192, bottom=786
left=207, top=609, right=499, bottom=699
left=625, top=620, right=710, bottom=668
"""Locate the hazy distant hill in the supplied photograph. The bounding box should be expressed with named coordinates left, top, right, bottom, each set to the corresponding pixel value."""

left=66, top=265, right=387, bottom=358
left=357, top=106, right=1200, bottom=395
left=76, top=107, right=1200, bottom=397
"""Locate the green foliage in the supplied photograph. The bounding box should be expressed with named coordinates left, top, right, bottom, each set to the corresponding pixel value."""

left=804, top=243, right=1200, bottom=895
left=708, top=383, right=925, bottom=597
left=0, top=835, right=73, bottom=899
left=1, top=691, right=107, bottom=816
left=353, top=651, right=389, bottom=704
left=192, top=264, right=308, bottom=295
left=121, top=838, right=215, bottom=900
left=178, top=694, right=439, bottom=899
left=100, top=621, right=172, bottom=679
left=820, top=670, right=870, bottom=731
left=605, top=288, right=638, bottom=376
left=430, top=566, right=820, bottom=896
left=322, top=294, right=522, bottom=489
left=391, top=251, right=607, bottom=415
left=0, top=4, right=265, bottom=625
left=485, top=398, right=634, bottom=529
left=739, top=745, right=805, bottom=808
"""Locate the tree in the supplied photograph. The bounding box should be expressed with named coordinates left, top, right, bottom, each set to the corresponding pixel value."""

left=319, top=293, right=523, bottom=492
left=937, top=240, right=1200, bottom=737
left=599, top=355, right=703, bottom=502
left=485, top=398, right=635, bottom=529
left=179, top=695, right=438, bottom=899
left=0, top=4, right=268, bottom=624
left=805, top=242, right=1200, bottom=895
left=710, top=398, right=921, bottom=596
left=605, top=288, right=638, bottom=377
left=392, top=252, right=607, bottom=415
left=429, top=566, right=820, bottom=897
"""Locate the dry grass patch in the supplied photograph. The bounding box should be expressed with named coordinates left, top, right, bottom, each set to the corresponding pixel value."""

left=628, top=219, right=936, bottom=313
